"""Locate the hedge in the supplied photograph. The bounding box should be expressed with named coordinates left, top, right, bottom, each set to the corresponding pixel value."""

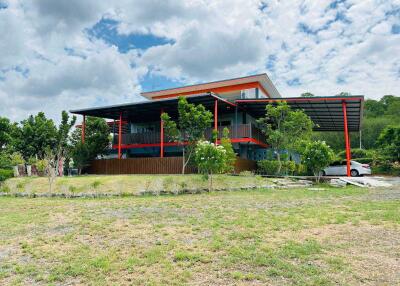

left=0, top=169, right=14, bottom=182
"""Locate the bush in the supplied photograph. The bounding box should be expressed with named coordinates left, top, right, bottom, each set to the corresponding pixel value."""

left=355, top=157, right=373, bottom=164
left=303, top=141, right=334, bottom=182
left=337, top=148, right=368, bottom=159
left=257, top=160, right=280, bottom=175
left=294, top=163, right=308, bottom=176
left=282, top=161, right=296, bottom=175
left=0, top=169, right=14, bottom=182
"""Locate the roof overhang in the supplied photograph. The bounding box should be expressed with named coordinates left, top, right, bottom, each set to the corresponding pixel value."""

left=140, top=73, right=281, bottom=99
left=70, top=93, right=236, bottom=123
left=236, top=96, right=364, bottom=132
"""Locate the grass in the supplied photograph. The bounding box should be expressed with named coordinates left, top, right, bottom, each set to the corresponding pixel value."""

left=0, top=184, right=399, bottom=285
left=1, top=174, right=271, bottom=195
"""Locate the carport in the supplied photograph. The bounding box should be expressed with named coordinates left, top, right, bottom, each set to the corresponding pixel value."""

left=236, top=96, right=364, bottom=177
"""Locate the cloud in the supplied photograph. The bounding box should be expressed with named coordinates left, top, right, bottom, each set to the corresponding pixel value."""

left=0, top=0, right=399, bottom=122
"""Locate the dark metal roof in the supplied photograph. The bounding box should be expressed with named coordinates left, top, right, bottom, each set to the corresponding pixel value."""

left=70, top=93, right=236, bottom=122
left=236, top=96, right=364, bottom=132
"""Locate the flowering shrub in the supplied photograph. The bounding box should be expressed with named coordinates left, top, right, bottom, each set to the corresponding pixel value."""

left=194, top=140, right=228, bottom=191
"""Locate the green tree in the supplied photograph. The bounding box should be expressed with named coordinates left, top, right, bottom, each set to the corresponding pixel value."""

left=70, top=116, right=110, bottom=174
left=303, top=141, right=334, bottom=182
left=0, top=117, right=11, bottom=150
left=364, top=99, right=385, bottom=118
left=301, top=92, right=315, bottom=97
left=336, top=92, right=352, bottom=97
left=377, top=125, right=400, bottom=161
left=13, top=112, right=57, bottom=159
left=220, top=127, right=236, bottom=173
left=161, top=97, right=213, bottom=174
left=194, top=140, right=227, bottom=191
left=257, top=101, right=314, bottom=173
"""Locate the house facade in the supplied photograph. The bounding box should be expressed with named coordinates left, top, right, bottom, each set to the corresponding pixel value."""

left=71, top=73, right=364, bottom=176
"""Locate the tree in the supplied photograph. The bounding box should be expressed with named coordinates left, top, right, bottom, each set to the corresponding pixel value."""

left=0, top=117, right=11, bottom=150
left=13, top=112, right=57, bottom=159
left=301, top=92, right=315, bottom=97
left=161, top=97, right=213, bottom=174
left=303, top=141, right=334, bottom=183
left=257, top=101, right=314, bottom=173
left=194, top=140, right=227, bottom=191
left=336, top=92, right=352, bottom=97
left=220, top=127, right=236, bottom=173
left=377, top=125, right=400, bottom=161
left=70, top=116, right=110, bottom=174
left=364, top=99, right=385, bottom=118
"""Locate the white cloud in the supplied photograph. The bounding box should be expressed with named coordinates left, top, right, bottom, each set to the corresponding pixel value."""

left=0, top=0, right=399, bottom=122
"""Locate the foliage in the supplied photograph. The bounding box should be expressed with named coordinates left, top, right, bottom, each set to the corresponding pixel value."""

left=194, top=140, right=227, bottom=191
left=302, top=141, right=334, bottom=182
left=0, top=116, right=11, bottom=149
left=257, top=160, right=280, bottom=175
left=377, top=125, right=400, bottom=162
left=337, top=148, right=369, bottom=159
left=0, top=169, right=14, bottom=182
left=336, top=91, right=352, bottom=97
left=257, top=101, right=314, bottom=172
left=300, top=92, right=314, bottom=97
left=12, top=112, right=58, bottom=159
left=36, top=159, right=48, bottom=173
left=282, top=160, right=296, bottom=175
left=161, top=97, right=213, bottom=174
left=70, top=143, right=92, bottom=174
left=220, top=127, right=236, bottom=172
left=10, top=152, right=25, bottom=166
left=70, top=116, right=110, bottom=174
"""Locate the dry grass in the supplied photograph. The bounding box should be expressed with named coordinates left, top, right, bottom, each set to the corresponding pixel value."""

left=0, top=184, right=399, bottom=285
left=2, top=174, right=271, bottom=195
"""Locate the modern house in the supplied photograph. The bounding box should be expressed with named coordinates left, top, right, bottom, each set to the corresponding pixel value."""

left=70, top=74, right=364, bottom=176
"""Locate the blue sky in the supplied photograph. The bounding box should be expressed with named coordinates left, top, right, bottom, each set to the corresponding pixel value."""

left=0, top=0, right=399, bottom=121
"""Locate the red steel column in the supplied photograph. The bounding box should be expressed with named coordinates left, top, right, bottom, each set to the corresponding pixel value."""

left=81, top=115, right=86, bottom=143
left=342, top=101, right=351, bottom=176
left=160, top=109, right=164, bottom=158
left=118, top=112, right=122, bottom=159
left=214, top=99, right=218, bottom=144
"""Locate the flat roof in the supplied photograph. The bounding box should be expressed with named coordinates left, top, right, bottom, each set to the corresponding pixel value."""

left=70, top=95, right=364, bottom=132
left=140, top=73, right=281, bottom=99
left=236, top=96, right=364, bottom=132
left=70, top=93, right=235, bottom=123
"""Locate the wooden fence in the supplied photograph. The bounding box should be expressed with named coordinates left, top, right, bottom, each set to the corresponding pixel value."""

left=87, top=157, right=256, bottom=175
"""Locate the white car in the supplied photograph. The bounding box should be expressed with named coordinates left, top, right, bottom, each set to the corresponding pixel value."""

left=322, top=160, right=371, bottom=177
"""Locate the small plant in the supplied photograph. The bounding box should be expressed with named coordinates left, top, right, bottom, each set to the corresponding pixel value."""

left=238, top=171, right=254, bottom=177
left=10, top=152, right=25, bottom=166
left=257, top=160, right=280, bottom=175
left=91, top=180, right=102, bottom=189
left=0, top=169, right=14, bottom=182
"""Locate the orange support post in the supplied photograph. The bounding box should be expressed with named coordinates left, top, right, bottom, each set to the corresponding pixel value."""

left=160, top=109, right=164, bottom=158
left=342, top=101, right=351, bottom=176
left=81, top=115, right=86, bottom=143
left=118, top=112, right=122, bottom=159
left=214, top=99, right=218, bottom=144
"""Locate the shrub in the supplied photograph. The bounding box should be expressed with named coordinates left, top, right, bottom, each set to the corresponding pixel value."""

left=355, top=157, right=373, bottom=164
left=282, top=160, right=296, bottom=175
left=257, top=160, right=280, bottom=175
left=303, top=141, right=334, bottom=182
left=0, top=169, right=14, bottom=182
left=295, top=163, right=308, bottom=176
left=337, top=148, right=368, bottom=159
left=36, top=159, right=48, bottom=173
left=10, top=152, right=25, bottom=166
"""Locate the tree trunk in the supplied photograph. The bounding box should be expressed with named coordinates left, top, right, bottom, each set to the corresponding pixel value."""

left=276, top=151, right=282, bottom=175
left=182, top=146, right=185, bottom=174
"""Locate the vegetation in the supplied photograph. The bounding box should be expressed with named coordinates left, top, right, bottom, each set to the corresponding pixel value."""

left=220, top=127, right=236, bottom=172
left=302, top=141, right=335, bottom=182
left=194, top=141, right=227, bottom=191
left=257, top=101, right=314, bottom=173
left=70, top=116, right=110, bottom=174
left=0, top=185, right=399, bottom=285
left=161, top=97, right=213, bottom=174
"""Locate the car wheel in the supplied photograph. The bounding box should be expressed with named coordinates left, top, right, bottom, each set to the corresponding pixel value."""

left=350, top=169, right=359, bottom=177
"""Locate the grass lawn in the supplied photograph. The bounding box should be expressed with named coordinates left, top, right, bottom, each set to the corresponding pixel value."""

left=0, top=185, right=399, bottom=285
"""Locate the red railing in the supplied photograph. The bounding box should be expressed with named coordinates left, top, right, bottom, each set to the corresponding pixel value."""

left=113, top=124, right=266, bottom=146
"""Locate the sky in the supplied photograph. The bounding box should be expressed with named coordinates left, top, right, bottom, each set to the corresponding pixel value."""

left=0, top=0, right=399, bottom=122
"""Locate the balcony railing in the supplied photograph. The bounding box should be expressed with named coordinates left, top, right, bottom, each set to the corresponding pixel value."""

left=113, top=124, right=266, bottom=146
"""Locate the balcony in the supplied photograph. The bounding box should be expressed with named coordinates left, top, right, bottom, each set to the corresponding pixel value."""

left=113, top=124, right=266, bottom=147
